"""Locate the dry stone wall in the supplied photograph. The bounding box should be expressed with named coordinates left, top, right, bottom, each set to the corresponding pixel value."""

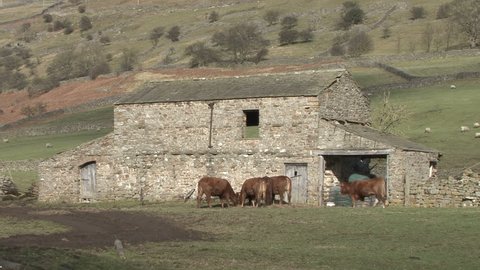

left=410, top=170, right=480, bottom=207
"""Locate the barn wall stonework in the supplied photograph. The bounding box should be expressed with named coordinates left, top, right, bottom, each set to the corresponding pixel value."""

left=318, top=74, right=370, bottom=123
left=38, top=134, right=115, bottom=202
left=38, top=70, right=475, bottom=207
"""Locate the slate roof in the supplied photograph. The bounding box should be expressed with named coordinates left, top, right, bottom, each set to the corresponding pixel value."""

left=116, top=69, right=345, bottom=104
left=338, top=123, right=440, bottom=153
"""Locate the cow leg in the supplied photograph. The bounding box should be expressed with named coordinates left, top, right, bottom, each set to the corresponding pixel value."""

left=279, top=193, right=284, bottom=205
left=206, top=195, right=212, bottom=208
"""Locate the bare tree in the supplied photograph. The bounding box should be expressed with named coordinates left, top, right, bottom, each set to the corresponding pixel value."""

left=371, top=91, right=409, bottom=135
left=450, top=0, right=480, bottom=48
left=212, top=23, right=269, bottom=64
left=422, top=23, right=434, bottom=52
left=263, top=10, right=280, bottom=26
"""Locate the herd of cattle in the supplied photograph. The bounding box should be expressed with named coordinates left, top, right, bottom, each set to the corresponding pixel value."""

left=194, top=175, right=388, bottom=208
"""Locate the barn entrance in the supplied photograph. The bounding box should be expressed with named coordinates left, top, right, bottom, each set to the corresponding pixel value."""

left=285, top=163, right=308, bottom=204
left=317, top=151, right=390, bottom=207
left=80, top=161, right=96, bottom=202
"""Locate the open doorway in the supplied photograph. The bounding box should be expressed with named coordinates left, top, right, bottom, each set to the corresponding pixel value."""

left=321, top=155, right=388, bottom=207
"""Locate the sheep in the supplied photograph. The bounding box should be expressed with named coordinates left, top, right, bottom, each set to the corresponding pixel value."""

left=2, top=138, right=8, bottom=143
left=45, top=143, right=53, bottom=148
left=474, top=122, right=480, bottom=128
left=475, top=133, right=480, bottom=138
left=424, top=127, right=431, bottom=133
left=461, top=126, right=470, bottom=132
left=450, top=84, right=456, bottom=89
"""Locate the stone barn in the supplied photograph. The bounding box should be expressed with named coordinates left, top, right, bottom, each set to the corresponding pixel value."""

left=38, top=69, right=440, bottom=206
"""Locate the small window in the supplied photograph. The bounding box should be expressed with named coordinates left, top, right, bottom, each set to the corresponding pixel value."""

left=429, top=161, right=437, bottom=178
left=243, top=109, right=259, bottom=138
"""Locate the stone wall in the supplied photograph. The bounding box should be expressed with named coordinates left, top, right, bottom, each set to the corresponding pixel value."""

left=410, top=170, right=480, bottom=207
left=318, top=72, right=371, bottom=123
left=38, top=134, right=114, bottom=202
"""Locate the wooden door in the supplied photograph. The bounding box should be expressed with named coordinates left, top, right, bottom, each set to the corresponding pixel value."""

left=80, top=162, right=96, bottom=200
left=285, top=164, right=308, bottom=204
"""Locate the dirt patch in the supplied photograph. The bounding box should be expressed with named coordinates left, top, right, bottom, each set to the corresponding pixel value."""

left=0, top=206, right=203, bottom=249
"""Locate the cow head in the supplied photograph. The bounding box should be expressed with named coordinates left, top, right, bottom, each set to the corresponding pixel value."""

left=339, top=181, right=350, bottom=195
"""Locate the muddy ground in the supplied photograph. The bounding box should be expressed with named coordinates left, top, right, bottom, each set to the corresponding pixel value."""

left=0, top=206, right=203, bottom=249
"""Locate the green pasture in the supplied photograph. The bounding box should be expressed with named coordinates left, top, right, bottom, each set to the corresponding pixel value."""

left=1, top=202, right=480, bottom=269
left=0, top=130, right=110, bottom=161
left=370, top=78, right=480, bottom=174
left=392, top=55, right=480, bottom=77
left=350, top=66, right=407, bottom=88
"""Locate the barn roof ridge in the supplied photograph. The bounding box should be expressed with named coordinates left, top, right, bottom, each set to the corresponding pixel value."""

left=117, top=68, right=348, bottom=104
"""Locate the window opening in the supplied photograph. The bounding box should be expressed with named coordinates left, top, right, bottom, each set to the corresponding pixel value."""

left=243, top=109, right=259, bottom=138
left=429, top=161, right=437, bottom=178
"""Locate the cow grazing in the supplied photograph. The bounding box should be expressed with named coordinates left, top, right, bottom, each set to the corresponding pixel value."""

left=269, top=175, right=292, bottom=204
left=196, top=176, right=238, bottom=208
left=240, top=177, right=273, bottom=207
left=340, top=177, right=388, bottom=208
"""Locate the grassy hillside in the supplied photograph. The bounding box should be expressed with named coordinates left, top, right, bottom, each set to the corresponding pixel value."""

left=370, top=77, right=480, bottom=175
left=0, top=0, right=461, bottom=77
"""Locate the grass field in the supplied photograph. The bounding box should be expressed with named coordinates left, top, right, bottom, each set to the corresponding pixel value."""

left=369, top=78, right=480, bottom=175
left=0, top=129, right=111, bottom=161
left=1, top=202, right=480, bottom=269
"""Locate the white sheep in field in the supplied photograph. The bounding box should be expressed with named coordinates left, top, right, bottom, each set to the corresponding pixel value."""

left=450, top=85, right=456, bottom=89
left=424, top=127, right=431, bottom=133
left=475, top=133, right=480, bottom=138
left=460, top=126, right=470, bottom=132
left=474, top=122, right=480, bottom=128
left=2, top=138, right=8, bottom=143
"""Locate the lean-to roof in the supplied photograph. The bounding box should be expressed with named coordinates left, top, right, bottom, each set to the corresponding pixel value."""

left=338, top=123, right=440, bottom=154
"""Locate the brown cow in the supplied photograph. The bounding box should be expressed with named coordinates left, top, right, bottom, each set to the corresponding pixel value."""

left=340, top=177, right=388, bottom=208
left=196, top=176, right=238, bottom=208
left=239, top=177, right=273, bottom=207
left=269, top=175, right=292, bottom=204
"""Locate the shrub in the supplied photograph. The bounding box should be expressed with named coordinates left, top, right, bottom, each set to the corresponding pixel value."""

left=99, top=35, right=111, bottom=45
left=185, top=42, right=219, bottom=68
left=118, top=48, right=138, bottom=72
left=43, top=14, right=53, bottom=23
left=89, top=61, right=110, bottom=79
left=28, top=77, right=59, bottom=97
left=330, top=43, right=345, bottom=56
left=281, top=16, right=298, bottom=30
left=263, top=10, right=280, bottom=26
left=8, top=71, right=28, bottom=90
left=149, top=26, right=164, bottom=46
left=382, top=26, right=391, bottom=39
left=19, top=23, right=31, bottom=33
left=166, top=26, right=180, bottom=42
left=299, top=29, right=314, bottom=42
left=436, top=3, right=451, bottom=19
left=53, top=20, right=65, bottom=31
left=211, top=23, right=269, bottom=64
left=64, top=25, right=74, bottom=35
left=78, top=5, right=86, bottom=13
left=338, top=1, right=365, bottom=30
left=79, top=16, right=92, bottom=32
left=20, top=102, right=47, bottom=118
left=347, top=31, right=373, bottom=57
left=279, top=29, right=299, bottom=45
left=410, top=6, right=426, bottom=20
left=208, top=11, right=219, bottom=23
